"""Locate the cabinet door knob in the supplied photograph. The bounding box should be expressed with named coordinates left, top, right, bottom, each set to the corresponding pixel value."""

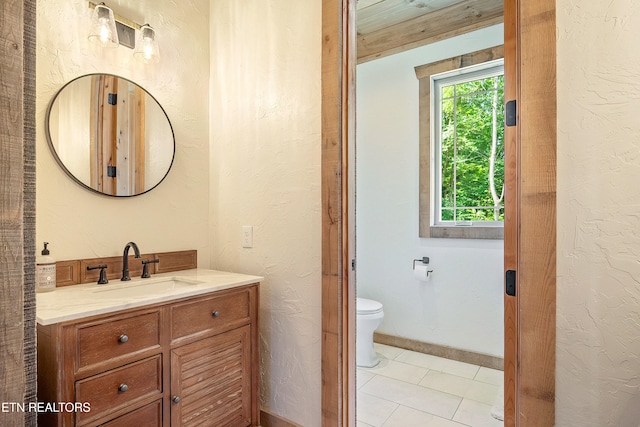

left=118, top=334, right=129, bottom=343
left=211, top=310, right=220, bottom=318
left=172, top=395, right=181, bottom=403
left=118, top=383, right=129, bottom=392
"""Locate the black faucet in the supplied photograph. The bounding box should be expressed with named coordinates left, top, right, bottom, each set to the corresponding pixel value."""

left=121, top=241, right=141, bottom=281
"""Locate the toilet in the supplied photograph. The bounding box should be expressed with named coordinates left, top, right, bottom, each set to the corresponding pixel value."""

left=356, top=297, right=384, bottom=367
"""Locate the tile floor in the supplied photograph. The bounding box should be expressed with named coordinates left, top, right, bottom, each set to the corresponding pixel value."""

left=357, top=343, right=504, bottom=427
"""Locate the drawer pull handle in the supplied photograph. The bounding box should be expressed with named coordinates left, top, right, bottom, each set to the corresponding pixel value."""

left=211, top=310, right=220, bottom=318
left=118, top=384, right=129, bottom=392
left=118, top=334, right=129, bottom=343
left=172, top=396, right=181, bottom=403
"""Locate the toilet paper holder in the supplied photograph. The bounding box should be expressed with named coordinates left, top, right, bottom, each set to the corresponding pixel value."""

left=412, top=257, right=433, bottom=276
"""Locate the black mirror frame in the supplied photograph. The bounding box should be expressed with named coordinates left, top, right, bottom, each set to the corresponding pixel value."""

left=44, top=73, right=176, bottom=197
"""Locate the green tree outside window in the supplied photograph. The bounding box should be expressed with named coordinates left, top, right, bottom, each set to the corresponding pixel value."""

left=438, top=72, right=505, bottom=222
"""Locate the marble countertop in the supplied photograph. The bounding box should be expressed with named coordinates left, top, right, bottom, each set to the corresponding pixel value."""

left=36, top=268, right=263, bottom=326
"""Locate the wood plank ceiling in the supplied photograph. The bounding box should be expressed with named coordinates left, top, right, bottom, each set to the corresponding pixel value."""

left=356, top=0, right=504, bottom=63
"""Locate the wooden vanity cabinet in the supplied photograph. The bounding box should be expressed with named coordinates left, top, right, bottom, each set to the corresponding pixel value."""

left=37, top=283, right=260, bottom=427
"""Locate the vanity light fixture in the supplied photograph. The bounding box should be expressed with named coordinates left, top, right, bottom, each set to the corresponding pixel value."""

left=88, top=3, right=119, bottom=47
left=134, top=25, right=160, bottom=63
left=88, top=2, right=160, bottom=62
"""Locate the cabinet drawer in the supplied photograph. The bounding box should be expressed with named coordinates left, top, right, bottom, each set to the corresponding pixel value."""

left=171, top=288, right=250, bottom=341
left=98, top=399, right=162, bottom=427
left=76, top=355, right=162, bottom=425
left=75, top=310, right=161, bottom=371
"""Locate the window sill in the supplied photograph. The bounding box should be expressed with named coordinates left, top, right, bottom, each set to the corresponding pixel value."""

left=428, top=225, right=504, bottom=240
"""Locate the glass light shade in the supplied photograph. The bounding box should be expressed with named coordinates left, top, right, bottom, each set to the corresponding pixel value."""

left=88, top=4, right=119, bottom=48
left=134, top=25, right=160, bottom=63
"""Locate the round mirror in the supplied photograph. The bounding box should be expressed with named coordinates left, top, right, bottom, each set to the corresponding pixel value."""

left=45, top=74, right=175, bottom=197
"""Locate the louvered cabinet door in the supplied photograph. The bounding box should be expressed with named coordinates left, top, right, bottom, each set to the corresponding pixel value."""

left=170, top=325, right=252, bottom=426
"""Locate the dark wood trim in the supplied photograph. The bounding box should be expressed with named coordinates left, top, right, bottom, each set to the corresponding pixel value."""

left=357, top=0, right=503, bottom=64
left=374, top=332, right=504, bottom=371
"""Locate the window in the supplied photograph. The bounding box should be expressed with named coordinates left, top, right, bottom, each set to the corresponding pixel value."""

left=433, top=61, right=504, bottom=226
left=415, top=46, right=504, bottom=239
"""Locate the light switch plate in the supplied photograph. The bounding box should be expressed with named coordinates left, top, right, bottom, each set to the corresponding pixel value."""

left=242, top=226, right=253, bottom=248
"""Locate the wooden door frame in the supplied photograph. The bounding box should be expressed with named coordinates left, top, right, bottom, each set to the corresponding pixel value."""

left=503, top=0, right=519, bottom=422
left=321, top=0, right=557, bottom=426
left=503, top=0, right=557, bottom=425
left=321, top=0, right=357, bottom=425
left=0, top=0, right=37, bottom=426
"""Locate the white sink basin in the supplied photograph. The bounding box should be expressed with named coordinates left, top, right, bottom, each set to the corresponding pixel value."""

left=91, top=277, right=204, bottom=298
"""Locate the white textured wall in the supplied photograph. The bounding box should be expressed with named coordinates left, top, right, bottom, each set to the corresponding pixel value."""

left=356, top=25, right=505, bottom=357
left=36, top=0, right=210, bottom=264
left=557, top=1, right=640, bottom=425
left=208, top=1, right=322, bottom=426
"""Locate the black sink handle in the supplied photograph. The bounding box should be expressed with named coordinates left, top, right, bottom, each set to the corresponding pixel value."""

left=141, top=258, right=160, bottom=278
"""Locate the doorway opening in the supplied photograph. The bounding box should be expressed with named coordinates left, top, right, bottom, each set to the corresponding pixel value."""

left=320, top=0, right=557, bottom=426
left=354, top=38, right=506, bottom=425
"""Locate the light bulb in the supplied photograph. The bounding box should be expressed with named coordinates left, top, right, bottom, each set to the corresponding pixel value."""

left=99, top=24, right=110, bottom=44
left=144, top=44, right=153, bottom=60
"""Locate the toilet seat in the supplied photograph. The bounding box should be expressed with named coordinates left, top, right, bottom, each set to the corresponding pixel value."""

left=357, top=298, right=383, bottom=315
